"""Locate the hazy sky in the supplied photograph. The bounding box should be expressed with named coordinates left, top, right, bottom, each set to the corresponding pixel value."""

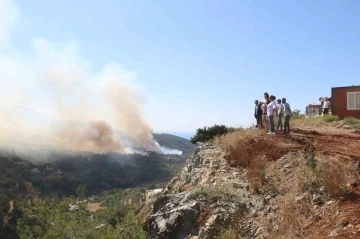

left=2, top=0, right=360, bottom=135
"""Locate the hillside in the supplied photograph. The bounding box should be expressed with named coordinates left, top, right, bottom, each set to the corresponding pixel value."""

left=0, top=133, right=196, bottom=238
left=153, top=133, right=196, bottom=158
left=140, top=120, right=360, bottom=238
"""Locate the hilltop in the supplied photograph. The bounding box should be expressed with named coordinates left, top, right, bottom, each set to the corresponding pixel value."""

left=140, top=117, right=360, bottom=238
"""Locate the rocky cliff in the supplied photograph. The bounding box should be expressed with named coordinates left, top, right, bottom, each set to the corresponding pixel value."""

left=139, top=143, right=263, bottom=239
left=139, top=127, right=360, bottom=239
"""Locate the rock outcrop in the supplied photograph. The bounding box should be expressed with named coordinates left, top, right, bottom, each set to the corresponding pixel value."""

left=137, top=127, right=360, bottom=239
left=139, top=144, right=263, bottom=239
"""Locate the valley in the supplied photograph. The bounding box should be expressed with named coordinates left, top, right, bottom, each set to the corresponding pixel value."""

left=0, top=133, right=195, bottom=238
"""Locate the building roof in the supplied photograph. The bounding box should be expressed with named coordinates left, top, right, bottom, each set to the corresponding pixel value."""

left=309, top=102, right=320, bottom=106
left=332, top=85, right=360, bottom=89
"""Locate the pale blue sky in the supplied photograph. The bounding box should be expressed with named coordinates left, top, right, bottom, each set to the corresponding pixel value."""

left=4, top=0, right=360, bottom=137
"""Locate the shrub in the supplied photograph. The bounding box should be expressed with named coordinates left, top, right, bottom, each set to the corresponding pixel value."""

left=322, top=115, right=340, bottom=122
left=190, top=125, right=239, bottom=144
left=295, top=165, right=318, bottom=192
left=276, top=195, right=303, bottom=237
left=317, top=159, right=350, bottom=198
left=215, top=130, right=263, bottom=168
left=220, top=211, right=244, bottom=239
left=343, top=117, right=360, bottom=125
left=291, top=109, right=304, bottom=119
left=247, top=158, right=266, bottom=194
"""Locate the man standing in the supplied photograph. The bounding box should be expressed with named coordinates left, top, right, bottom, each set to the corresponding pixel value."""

left=276, top=99, right=284, bottom=131
left=282, top=98, right=292, bottom=134
left=261, top=101, right=268, bottom=131
left=322, top=97, right=331, bottom=116
left=267, top=95, right=277, bottom=135
left=254, top=100, right=263, bottom=129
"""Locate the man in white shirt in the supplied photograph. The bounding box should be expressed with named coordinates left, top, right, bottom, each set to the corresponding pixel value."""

left=261, top=101, right=268, bottom=131
left=267, top=95, right=277, bottom=135
left=322, top=97, right=331, bottom=115
left=276, top=99, right=284, bottom=131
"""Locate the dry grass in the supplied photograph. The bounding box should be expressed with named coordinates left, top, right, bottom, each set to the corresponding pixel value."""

left=276, top=195, right=303, bottom=237
left=295, top=165, right=318, bottom=192
left=215, top=129, right=263, bottom=167
left=197, top=207, right=213, bottom=227
left=317, top=158, right=351, bottom=198
left=291, top=115, right=335, bottom=128
left=263, top=192, right=311, bottom=239
left=220, top=211, right=244, bottom=239
left=216, top=130, right=267, bottom=193
left=291, top=115, right=360, bottom=129
left=137, top=202, right=152, bottom=224
left=246, top=158, right=266, bottom=194
left=180, top=183, right=193, bottom=192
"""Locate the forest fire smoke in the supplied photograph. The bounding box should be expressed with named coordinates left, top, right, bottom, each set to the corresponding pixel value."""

left=0, top=0, right=160, bottom=154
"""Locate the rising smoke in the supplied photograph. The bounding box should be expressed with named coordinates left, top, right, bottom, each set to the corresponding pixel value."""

left=0, top=0, right=161, bottom=154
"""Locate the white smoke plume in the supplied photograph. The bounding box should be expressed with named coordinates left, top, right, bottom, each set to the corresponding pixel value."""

left=0, top=0, right=161, bottom=154
left=159, top=146, right=183, bottom=155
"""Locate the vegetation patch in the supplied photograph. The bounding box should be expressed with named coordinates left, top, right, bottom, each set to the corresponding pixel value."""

left=194, top=185, right=235, bottom=200
left=219, top=211, right=245, bottom=239
left=317, top=158, right=351, bottom=198
left=322, top=115, right=340, bottom=122
left=295, top=165, right=319, bottom=192
left=180, top=183, right=194, bottom=192
left=190, top=124, right=241, bottom=144
left=343, top=117, right=360, bottom=125
left=246, top=158, right=266, bottom=194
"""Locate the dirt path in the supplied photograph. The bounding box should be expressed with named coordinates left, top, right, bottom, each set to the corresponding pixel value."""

left=226, top=127, right=360, bottom=238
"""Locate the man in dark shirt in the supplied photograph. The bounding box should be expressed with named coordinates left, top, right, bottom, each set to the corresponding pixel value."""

left=254, top=100, right=263, bottom=129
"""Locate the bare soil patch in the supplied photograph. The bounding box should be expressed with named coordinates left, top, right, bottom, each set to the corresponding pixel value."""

left=221, top=127, right=360, bottom=238
left=87, top=202, right=103, bottom=212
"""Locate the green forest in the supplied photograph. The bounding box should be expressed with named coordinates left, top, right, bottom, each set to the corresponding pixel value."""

left=0, top=150, right=186, bottom=238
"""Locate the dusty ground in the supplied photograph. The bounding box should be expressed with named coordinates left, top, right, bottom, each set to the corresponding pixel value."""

left=87, top=202, right=103, bottom=212
left=226, top=127, right=360, bottom=238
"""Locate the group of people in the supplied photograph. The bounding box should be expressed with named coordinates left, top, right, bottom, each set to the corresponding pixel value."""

left=254, top=92, right=292, bottom=135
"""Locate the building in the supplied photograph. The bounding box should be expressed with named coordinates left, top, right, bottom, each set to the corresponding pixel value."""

left=305, top=103, right=322, bottom=117
left=331, top=85, right=360, bottom=119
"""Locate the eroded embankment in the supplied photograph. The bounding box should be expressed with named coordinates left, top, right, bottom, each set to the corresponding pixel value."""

left=222, top=128, right=360, bottom=239
left=139, top=128, right=360, bottom=239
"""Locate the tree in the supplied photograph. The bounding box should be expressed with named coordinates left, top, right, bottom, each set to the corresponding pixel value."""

left=190, top=125, right=238, bottom=144
left=292, top=109, right=302, bottom=118
left=76, top=184, right=87, bottom=200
